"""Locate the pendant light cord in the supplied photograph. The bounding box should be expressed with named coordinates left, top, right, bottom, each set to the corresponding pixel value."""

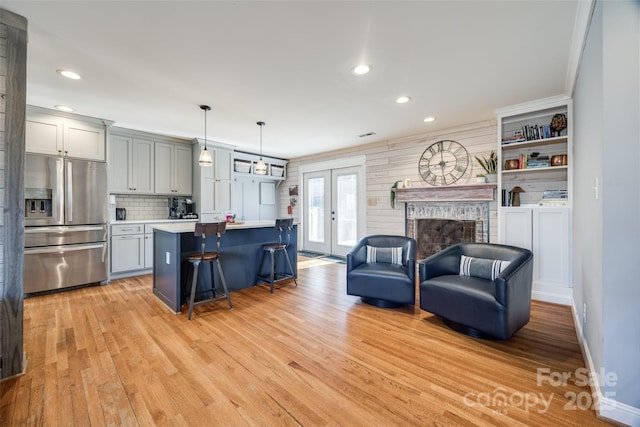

left=201, top=105, right=211, bottom=150
left=257, top=121, right=265, bottom=160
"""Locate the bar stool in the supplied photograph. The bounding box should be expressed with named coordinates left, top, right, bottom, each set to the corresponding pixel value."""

left=256, top=218, right=298, bottom=293
left=184, top=222, right=232, bottom=320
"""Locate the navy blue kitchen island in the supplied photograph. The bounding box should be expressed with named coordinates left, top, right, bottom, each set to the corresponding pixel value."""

left=152, top=221, right=297, bottom=313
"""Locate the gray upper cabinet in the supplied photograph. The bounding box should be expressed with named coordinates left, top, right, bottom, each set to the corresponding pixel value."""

left=192, top=140, right=234, bottom=220
left=154, top=142, right=192, bottom=195
left=26, top=106, right=108, bottom=161
left=110, top=135, right=155, bottom=194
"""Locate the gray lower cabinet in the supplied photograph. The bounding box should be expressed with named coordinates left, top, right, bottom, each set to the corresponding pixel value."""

left=144, top=231, right=154, bottom=269
left=111, top=221, right=196, bottom=277
left=111, top=224, right=145, bottom=273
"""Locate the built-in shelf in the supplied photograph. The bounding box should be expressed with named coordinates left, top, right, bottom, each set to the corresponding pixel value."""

left=501, top=136, right=568, bottom=151
left=502, top=165, right=568, bottom=174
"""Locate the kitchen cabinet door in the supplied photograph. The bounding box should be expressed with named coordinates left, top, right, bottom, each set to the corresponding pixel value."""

left=154, top=142, right=174, bottom=194
left=26, top=115, right=63, bottom=156
left=64, top=122, right=105, bottom=161
left=111, top=234, right=145, bottom=272
left=155, top=142, right=192, bottom=195
left=131, top=139, right=155, bottom=193
left=110, top=136, right=154, bottom=194
left=109, top=135, right=132, bottom=193
left=174, top=145, right=193, bottom=195
left=144, top=233, right=154, bottom=269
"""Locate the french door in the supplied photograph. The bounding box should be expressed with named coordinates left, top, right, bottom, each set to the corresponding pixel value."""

left=303, top=166, right=362, bottom=257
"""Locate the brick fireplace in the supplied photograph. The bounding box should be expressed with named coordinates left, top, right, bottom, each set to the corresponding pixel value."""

left=395, top=184, right=496, bottom=259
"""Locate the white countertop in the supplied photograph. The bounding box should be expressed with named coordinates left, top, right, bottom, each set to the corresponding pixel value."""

left=110, top=219, right=198, bottom=225
left=152, top=220, right=279, bottom=234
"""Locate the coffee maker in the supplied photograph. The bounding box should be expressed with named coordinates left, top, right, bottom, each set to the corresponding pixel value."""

left=169, top=197, right=181, bottom=219
left=181, top=198, right=198, bottom=219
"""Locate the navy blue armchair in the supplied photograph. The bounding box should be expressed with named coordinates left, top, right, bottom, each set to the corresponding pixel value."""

left=419, top=243, right=533, bottom=340
left=347, top=235, right=417, bottom=308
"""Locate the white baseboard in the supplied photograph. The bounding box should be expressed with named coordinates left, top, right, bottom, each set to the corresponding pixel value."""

left=532, top=282, right=573, bottom=306
left=571, top=303, right=640, bottom=426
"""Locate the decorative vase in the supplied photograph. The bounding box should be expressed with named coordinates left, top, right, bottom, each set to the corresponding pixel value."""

left=485, top=174, right=497, bottom=183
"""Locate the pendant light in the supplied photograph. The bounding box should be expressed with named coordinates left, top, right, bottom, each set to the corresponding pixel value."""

left=255, top=121, right=267, bottom=175
left=198, top=105, right=213, bottom=167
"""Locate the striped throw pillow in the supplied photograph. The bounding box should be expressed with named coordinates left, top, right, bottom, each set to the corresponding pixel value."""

left=366, top=246, right=403, bottom=265
left=460, top=255, right=511, bottom=281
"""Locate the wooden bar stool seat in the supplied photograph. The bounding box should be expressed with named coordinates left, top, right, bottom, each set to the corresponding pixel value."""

left=256, top=218, right=298, bottom=293
left=184, top=222, right=232, bottom=320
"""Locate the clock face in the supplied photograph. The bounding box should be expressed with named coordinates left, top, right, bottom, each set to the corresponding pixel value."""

left=418, top=140, right=470, bottom=186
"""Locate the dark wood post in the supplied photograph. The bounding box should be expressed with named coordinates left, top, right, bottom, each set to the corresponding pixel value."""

left=0, top=8, right=27, bottom=379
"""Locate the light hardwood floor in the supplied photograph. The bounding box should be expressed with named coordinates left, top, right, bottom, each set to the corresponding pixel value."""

left=1, top=257, right=611, bottom=426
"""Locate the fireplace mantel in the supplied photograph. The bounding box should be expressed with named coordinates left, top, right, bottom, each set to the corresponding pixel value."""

left=395, top=183, right=496, bottom=203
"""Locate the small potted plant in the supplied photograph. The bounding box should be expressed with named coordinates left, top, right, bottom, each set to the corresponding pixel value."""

left=475, top=173, right=486, bottom=183
left=475, top=150, right=498, bottom=183
left=390, top=180, right=403, bottom=209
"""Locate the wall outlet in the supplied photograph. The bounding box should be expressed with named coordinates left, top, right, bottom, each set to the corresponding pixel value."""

left=165, top=252, right=171, bottom=264
left=583, top=303, right=587, bottom=326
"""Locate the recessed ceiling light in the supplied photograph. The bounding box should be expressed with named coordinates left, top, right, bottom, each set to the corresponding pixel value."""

left=396, top=96, right=411, bottom=104
left=56, top=69, right=82, bottom=80
left=54, top=105, right=74, bottom=112
left=352, top=64, right=372, bottom=75
left=424, top=116, right=436, bottom=123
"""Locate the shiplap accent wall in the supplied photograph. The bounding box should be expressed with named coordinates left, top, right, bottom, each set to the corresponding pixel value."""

left=278, top=120, right=499, bottom=244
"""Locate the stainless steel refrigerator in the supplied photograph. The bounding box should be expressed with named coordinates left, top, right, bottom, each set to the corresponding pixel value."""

left=24, top=154, right=108, bottom=294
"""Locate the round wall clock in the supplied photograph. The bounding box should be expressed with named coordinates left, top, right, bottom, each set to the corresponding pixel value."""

left=418, top=139, right=470, bottom=186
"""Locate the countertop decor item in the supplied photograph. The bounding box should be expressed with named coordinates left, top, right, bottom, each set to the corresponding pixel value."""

left=509, top=186, right=525, bottom=207
left=475, top=150, right=497, bottom=182
left=390, top=180, right=403, bottom=209
left=418, top=140, right=470, bottom=186
left=198, top=105, right=213, bottom=167
left=550, top=113, right=567, bottom=136
left=505, top=159, right=519, bottom=170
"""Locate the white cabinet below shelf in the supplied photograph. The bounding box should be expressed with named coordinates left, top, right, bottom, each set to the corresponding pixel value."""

left=499, top=207, right=571, bottom=304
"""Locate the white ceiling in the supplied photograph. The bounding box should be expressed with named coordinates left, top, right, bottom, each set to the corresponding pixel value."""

left=3, top=1, right=582, bottom=159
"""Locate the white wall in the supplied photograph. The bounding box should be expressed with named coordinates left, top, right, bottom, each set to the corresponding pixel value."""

left=573, top=0, right=640, bottom=422
left=280, top=120, right=498, bottom=241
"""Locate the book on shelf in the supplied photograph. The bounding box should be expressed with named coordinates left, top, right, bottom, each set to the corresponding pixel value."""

left=520, top=124, right=553, bottom=141
left=526, top=161, right=550, bottom=168
left=543, top=189, right=568, bottom=199
left=539, top=198, right=568, bottom=206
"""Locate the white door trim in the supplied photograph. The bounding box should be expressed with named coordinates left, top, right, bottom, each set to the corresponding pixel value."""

left=298, top=155, right=366, bottom=252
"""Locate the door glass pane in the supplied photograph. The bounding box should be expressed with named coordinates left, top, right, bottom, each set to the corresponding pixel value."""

left=336, top=173, right=357, bottom=246
left=308, top=177, right=325, bottom=243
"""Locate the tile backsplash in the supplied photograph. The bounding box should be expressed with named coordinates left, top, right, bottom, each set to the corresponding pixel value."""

left=114, top=195, right=171, bottom=220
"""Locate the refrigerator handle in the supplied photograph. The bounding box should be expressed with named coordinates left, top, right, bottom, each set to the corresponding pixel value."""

left=67, top=161, right=73, bottom=222
left=24, top=243, right=105, bottom=255
left=56, top=158, right=65, bottom=223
